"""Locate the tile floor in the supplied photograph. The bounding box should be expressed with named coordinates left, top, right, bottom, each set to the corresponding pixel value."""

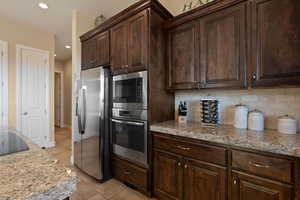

left=46, top=128, right=153, bottom=200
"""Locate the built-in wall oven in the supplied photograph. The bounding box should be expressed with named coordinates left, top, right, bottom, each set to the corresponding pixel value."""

left=112, top=71, right=147, bottom=110
left=111, top=71, right=148, bottom=167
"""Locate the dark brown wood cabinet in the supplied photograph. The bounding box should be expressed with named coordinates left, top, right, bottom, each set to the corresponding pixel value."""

left=183, top=158, right=227, bottom=200
left=110, top=21, right=128, bottom=73
left=153, top=133, right=227, bottom=200
left=81, top=31, right=109, bottom=70
left=110, top=10, right=148, bottom=74
left=81, top=37, right=97, bottom=70
left=231, top=171, right=292, bottom=200
left=95, top=31, right=110, bottom=67
left=153, top=150, right=182, bottom=200
left=250, top=0, right=300, bottom=87
left=200, top=3, right=246, bottom=89
left=167, top=22, right=200, bottom=89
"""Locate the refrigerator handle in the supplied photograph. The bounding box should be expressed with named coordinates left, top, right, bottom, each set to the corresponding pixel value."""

left=82, top=87, right=87, bottom=133
left=77, top=88, right=84, bottom=134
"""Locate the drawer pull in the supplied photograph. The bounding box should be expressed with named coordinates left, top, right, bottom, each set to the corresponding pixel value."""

left=177, top=145, right=191, bottom=151
left=248, top=161, right=271, bottom=169
left=124, top=171, right=132, bottom=175
left=177, top=162, right=182, bottom=167
left=233, top=179, right=237, bottom=185
left=184, top=164, right=188, bottom=169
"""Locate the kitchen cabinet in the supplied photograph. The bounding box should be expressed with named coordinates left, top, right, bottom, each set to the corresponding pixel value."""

left=153, top=150, right=182, bottom=200
left=167, top=22, right=200, bottom=90
left=183, top=158, right=226, bottom=200
left=110, top=10, right=148, bottom=75
left=200, top=3, right=246, bottom=89
left=231, top=171, right=292, bottom=200
left=81, top=31, right=109, bottom=70
left=111, top=21, right=128, bottom=73
left=81, top=37, right=97, bottom=70
left=250, top=0, right=300, bottom=87
left=153, top=134, right=227, bottom=200
left=95, top=31, right=110, bottom=67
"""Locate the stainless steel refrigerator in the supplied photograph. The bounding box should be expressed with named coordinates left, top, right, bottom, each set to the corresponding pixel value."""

left=74, top=67, right=111, bottom=181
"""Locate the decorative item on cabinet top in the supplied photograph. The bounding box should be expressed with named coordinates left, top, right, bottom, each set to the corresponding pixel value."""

left=95, top=14, right=106, bottom=27
left=182, top=0, right=216, bottom=13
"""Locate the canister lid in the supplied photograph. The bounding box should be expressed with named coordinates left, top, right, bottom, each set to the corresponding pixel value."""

left=278, top=115, right=296, bottom=120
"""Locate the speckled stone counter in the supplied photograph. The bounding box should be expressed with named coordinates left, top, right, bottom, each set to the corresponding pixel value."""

left=0, top=128, right=77, bottom=200
left=150, top=121, right=300, bottom=158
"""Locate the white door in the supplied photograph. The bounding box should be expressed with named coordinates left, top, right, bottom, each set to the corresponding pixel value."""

left=18, top=46, right=49, bottom=147
left=0, top=41, right=8, bottom=127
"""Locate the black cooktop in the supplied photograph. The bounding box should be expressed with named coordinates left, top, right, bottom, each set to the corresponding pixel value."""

left=0, top=130, right=29, bottom=156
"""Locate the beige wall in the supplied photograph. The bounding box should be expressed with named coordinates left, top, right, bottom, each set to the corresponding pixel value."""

left=176, top=88, right=300, bottom=132
left=0, top=15, right=55, bottom=141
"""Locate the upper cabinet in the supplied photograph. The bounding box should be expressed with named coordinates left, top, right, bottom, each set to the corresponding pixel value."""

left=81, top=30, right=109, bottom=70
left=200, top=3, right=246, bottom=89
left=167, top=0, right=300, bottom=90
left=110, top=10, right=148, bottom=75
left=167, top=3, right=247, bottom=90
left=168, top=22, right=200, bottom=89
left=250, top=0, right=300, bottom=87
left=111, top=21, right=128, bottom=73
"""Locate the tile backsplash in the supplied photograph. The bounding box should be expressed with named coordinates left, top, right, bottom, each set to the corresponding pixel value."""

left=175, top=88, right=300, bottom=131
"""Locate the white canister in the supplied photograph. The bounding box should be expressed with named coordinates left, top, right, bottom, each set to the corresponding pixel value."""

left=248, top=110, right=264, bottom=131
left=278, top=115, right=298, bottom=135
left=234, top=104, right=249, bottom=129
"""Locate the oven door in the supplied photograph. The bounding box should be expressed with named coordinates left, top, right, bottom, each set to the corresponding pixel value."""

left=111, top=118, right=148, bottom=166
left=112, top=71, right=147, bottom=110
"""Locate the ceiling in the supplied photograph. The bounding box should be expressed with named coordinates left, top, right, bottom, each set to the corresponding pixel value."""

left=0, top=0, right=148, bottom=61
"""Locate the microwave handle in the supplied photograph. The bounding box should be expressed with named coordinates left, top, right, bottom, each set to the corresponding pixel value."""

left=111, top=119, right=144, bottom=126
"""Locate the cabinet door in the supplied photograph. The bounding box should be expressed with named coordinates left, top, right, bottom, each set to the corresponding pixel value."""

left=95, top=31, right=110, bottom=67
left=153, top=150, right=183, bottom=200
left=183, top=159, right=226, bottom=200
left=127, top=10, right=148, bottom=72
left=200, top=3, right=246, bottom=89
left=251, top=0, right=300, bottom=87
left=111, top=21, right=128, bottom=73
left=168, top=22, right=200, bottom=90
left=81, top=38, right=97, bottom=70
left=231, top=171, right=292, bottom=200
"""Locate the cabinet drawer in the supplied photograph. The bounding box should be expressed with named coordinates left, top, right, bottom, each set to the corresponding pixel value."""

left=153, top=135, right=227, bottom=166
left=112, top=157, right=148, bottom=190
left=232, top=150, right=293, bottom=183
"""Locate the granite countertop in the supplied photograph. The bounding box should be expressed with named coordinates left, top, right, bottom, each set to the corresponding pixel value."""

left=0, top=128, right=77, bottom=200
left=150, top=121, right=300, bottom=158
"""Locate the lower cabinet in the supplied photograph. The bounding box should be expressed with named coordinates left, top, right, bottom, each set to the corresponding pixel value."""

left=153, top=149, right=227, bottom=200
left=231, top=171, right=292, bottom=200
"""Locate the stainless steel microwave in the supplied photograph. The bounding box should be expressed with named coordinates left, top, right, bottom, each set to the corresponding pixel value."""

left=112, top=71, right=148, bottom=110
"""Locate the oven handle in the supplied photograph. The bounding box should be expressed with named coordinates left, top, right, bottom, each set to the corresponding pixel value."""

left=111, top=119, right=145, bottom=126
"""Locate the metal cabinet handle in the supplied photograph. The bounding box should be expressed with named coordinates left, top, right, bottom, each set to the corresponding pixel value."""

left=111, top=119, right=144, bottom=126
left=177, top=162, right=181, bottom=167
left=253, top=74, right=257, bottom=80
left=23, top=112, right=28, bottom=116
left=233, top=179, right=237, bottom=185
left=184, top=164, right=188, bottom=169
left=248, top=161, right=271, bottom=169
left=124, top=171, right=131, bottom=175
left=177, top=145, right=191, bottom=151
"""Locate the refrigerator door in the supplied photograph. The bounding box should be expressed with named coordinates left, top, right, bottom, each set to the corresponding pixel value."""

left=80, top=67, right=111, bottom=181
left=81, top=68, right=101, bottom=179
left=74, top=80, right=83, bottom=169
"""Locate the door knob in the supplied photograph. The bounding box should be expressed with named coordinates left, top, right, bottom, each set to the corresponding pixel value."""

left=23, top=112, right=28, bottom=116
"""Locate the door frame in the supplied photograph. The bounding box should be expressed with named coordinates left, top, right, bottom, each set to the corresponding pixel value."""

left=54, top=70, right=64, bottom=128
left=0, top=40, right=8, bottom=127
left=16, top=44, right=51, bottom=146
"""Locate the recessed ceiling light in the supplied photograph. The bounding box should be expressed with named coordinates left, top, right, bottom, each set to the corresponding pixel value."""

left=65, top=45, right=71, bottom=49
left=38, top=2, right=48, bottom=9
left=54, top=54, right=57, bottom=57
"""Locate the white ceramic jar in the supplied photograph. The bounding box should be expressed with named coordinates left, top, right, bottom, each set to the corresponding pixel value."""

left=248, top=110, right=264, bottom=131
left=278, top=115, right=298, bottom=134
left=234, top=104, right=249, bottom=129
